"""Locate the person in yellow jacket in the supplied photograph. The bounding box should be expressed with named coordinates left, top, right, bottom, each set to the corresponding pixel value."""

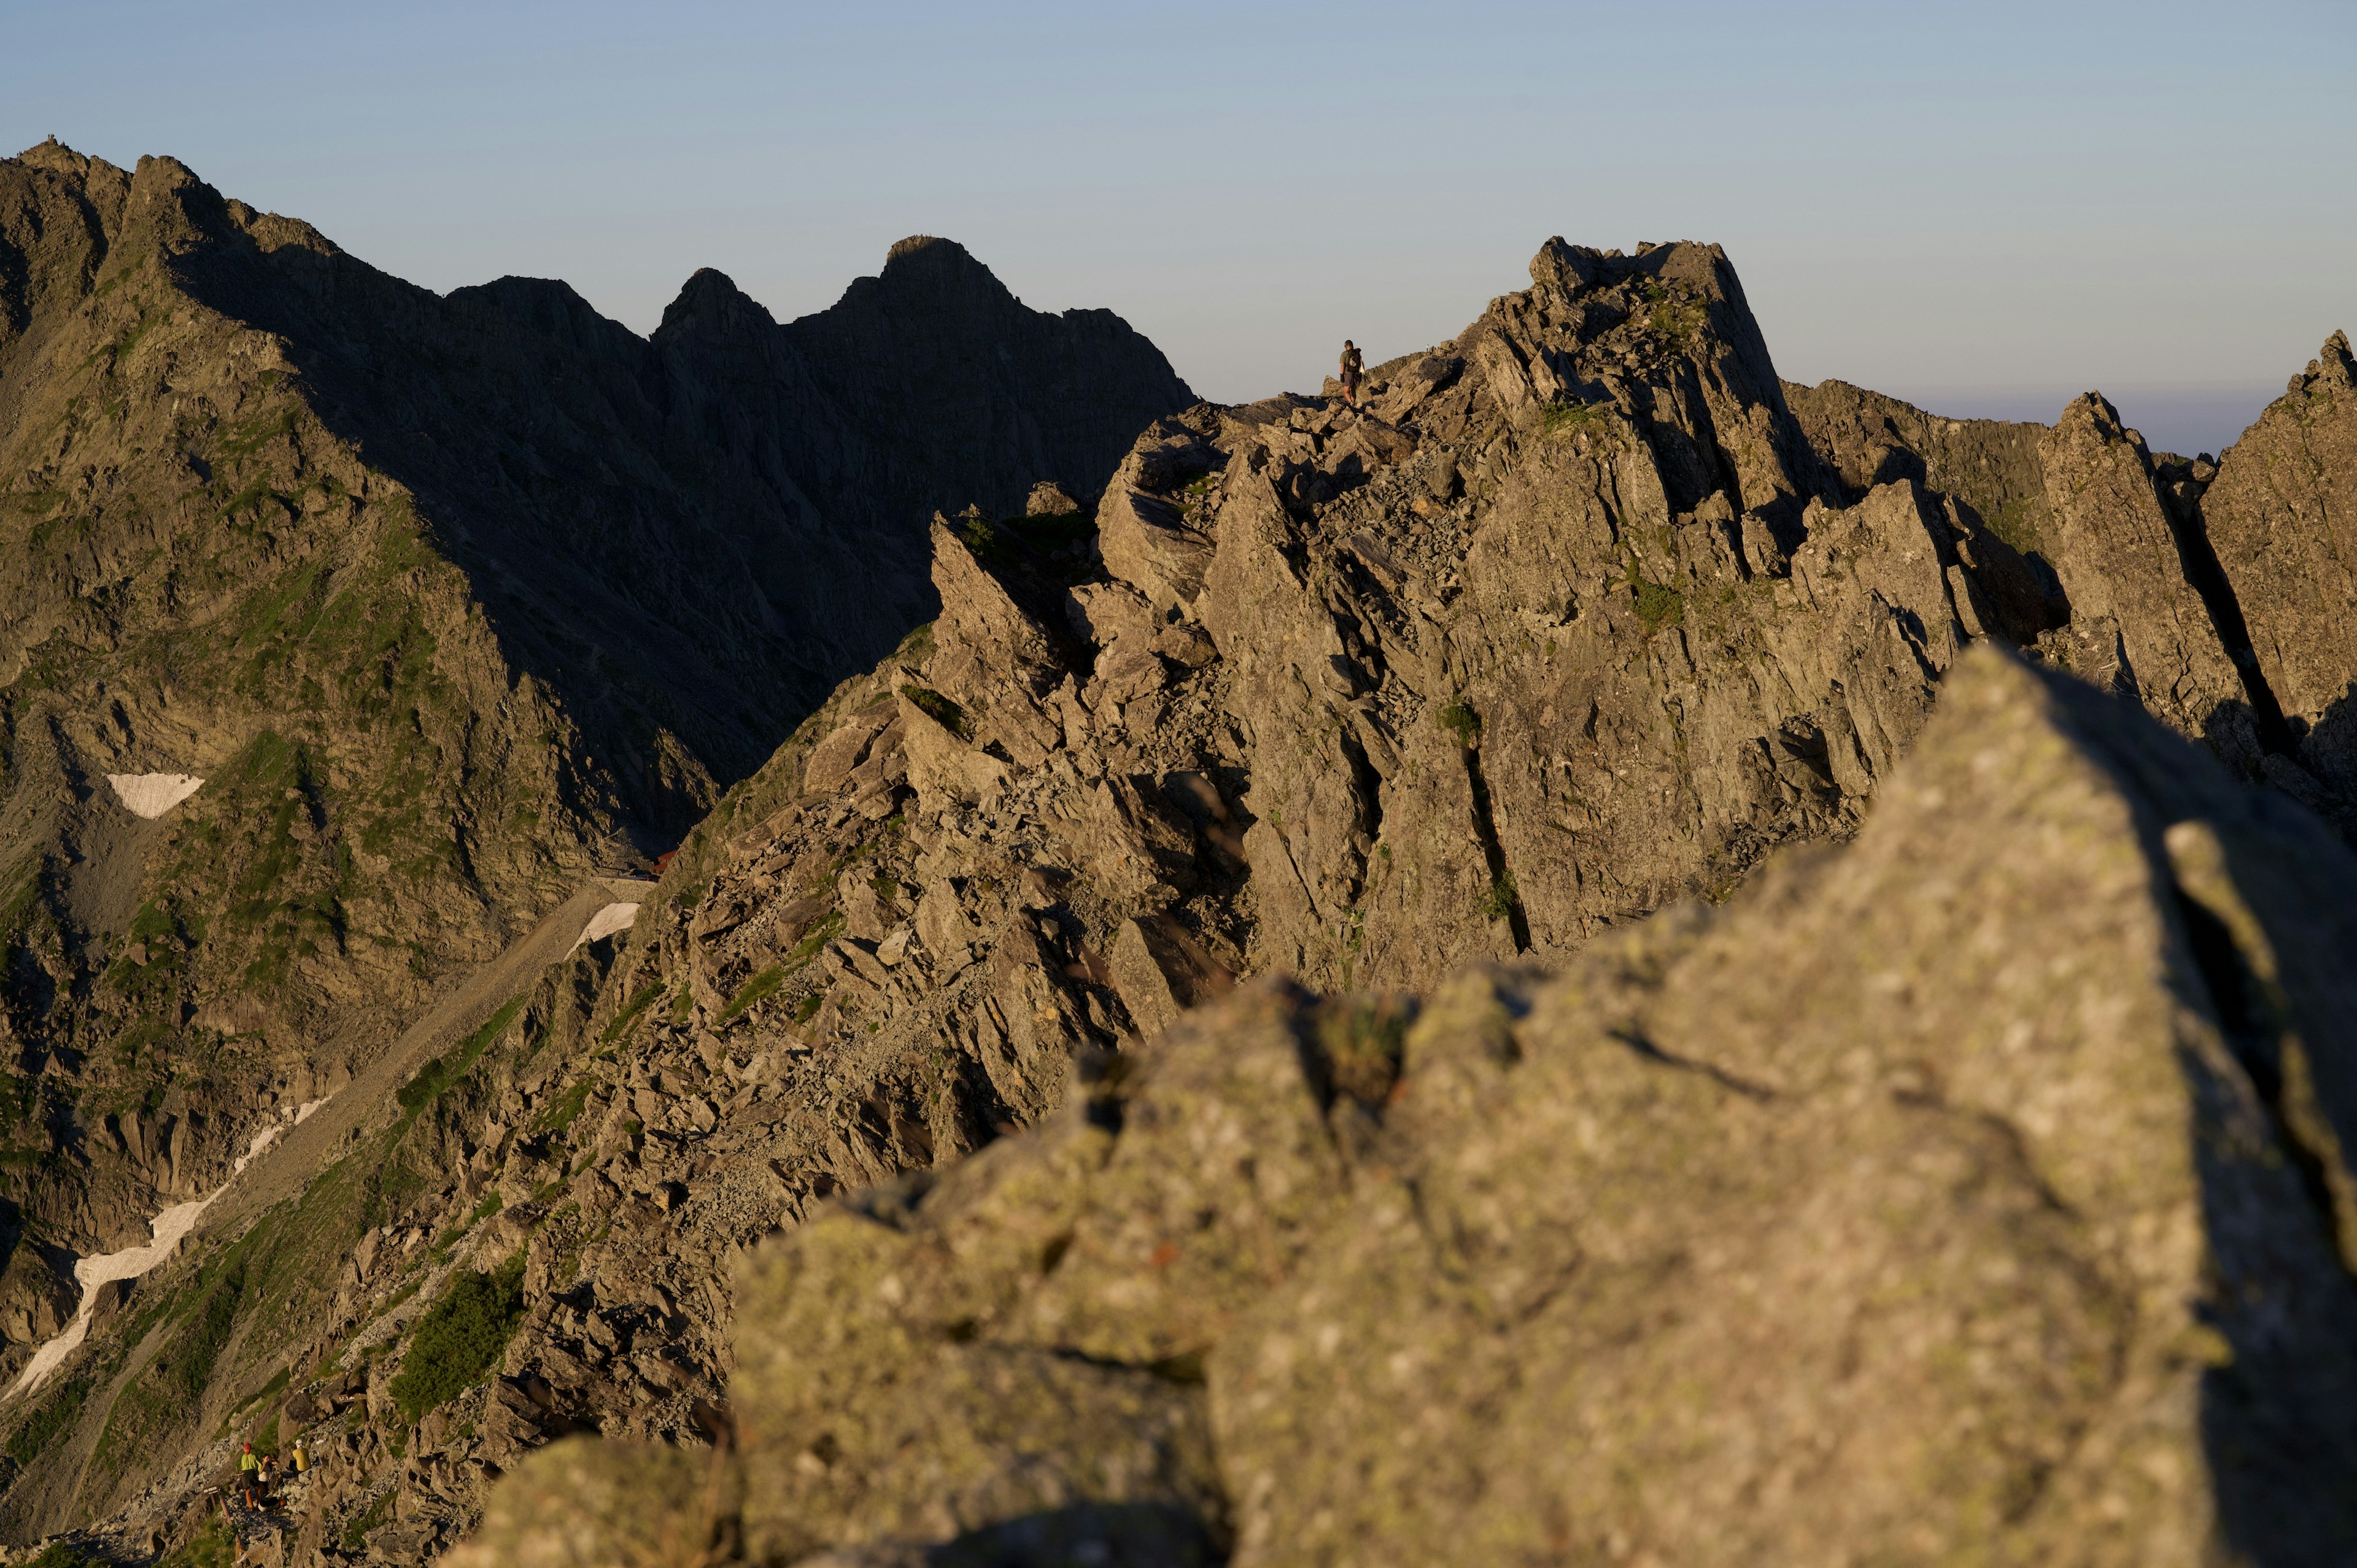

left=238, top=1442, right=261, bottom=1508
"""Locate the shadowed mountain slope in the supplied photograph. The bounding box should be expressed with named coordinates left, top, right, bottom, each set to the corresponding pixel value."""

left=0, top=134, right=1189, bottom=1410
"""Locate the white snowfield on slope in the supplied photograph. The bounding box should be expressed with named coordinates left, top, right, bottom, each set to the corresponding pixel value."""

left=106, top=773, right=204, bottom=818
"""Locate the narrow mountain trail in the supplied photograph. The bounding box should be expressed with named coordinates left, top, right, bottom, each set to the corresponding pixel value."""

left=0, top=875, right=654, bottom=1551
left=194, top=876, right=654, bottom=1240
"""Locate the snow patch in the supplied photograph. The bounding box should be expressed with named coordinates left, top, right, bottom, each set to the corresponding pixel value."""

left=106, top=773, right=204, bottom=819
left=232, top=1124, right=281, bottom=1176
left=9, top=1197, right=214, bottom=1398
left=570, top=902, right=640, bottom=953
left=9, top=1095, right=331, bottom=1399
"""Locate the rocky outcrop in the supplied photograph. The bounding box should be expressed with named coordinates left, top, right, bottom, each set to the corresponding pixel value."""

left=2032, top=392, right=2261, bottom=766
left=1787, top=334, right=2357, bottom=834
left=1782, top=376, right=2067, bottom=641
left=455, top=647, right=2357, bottom=1567
left=2200, top=331, right=2357, bottom=798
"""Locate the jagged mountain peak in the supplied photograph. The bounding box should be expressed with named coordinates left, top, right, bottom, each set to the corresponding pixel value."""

left=2299, top=326, right=2355, bottom=390
left=445, top=274, right=640, bottom=358
left=14, top=135, right=100, bottom=177
left=881, top=231, right=990, bottom=280
left=884, top=231, right=971, bottom=266
left=829, top=231, right=1021, bottom=320
left=654, top=265, right=777, bottom=338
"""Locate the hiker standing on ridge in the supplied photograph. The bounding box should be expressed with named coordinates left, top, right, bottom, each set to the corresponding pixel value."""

left=238, top=1442, right=260, bottom=1508
left=1339, top=340, right=1364, bottom=407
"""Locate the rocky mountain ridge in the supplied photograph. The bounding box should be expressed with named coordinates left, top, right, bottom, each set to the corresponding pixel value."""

left=4, top=223, right=2353, bottom=1567
left=0, top=133, right=1190, bottom=1462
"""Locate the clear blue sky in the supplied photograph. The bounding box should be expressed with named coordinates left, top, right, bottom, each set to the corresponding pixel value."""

left=6, top=0, right=2351, bottom=454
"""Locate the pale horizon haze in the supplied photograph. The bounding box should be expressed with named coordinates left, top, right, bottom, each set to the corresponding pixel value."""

left=6, top=0, right=2351, bottom=456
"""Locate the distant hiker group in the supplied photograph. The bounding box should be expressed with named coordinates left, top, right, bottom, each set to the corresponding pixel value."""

left=233, top=1437, right=309, bottom=1510
left=237, top=1441, right=277, bottom=1508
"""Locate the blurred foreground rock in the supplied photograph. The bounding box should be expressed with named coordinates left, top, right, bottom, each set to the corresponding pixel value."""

left=454, top=647, right=2357, bottom=1564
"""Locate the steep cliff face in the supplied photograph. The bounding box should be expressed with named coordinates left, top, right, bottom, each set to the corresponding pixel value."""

left=11, top=221, right=2355, bottom=1568
left=2199, top=331, right=2357, bottom=800
left=0, top=135, right=1190, bottom=1392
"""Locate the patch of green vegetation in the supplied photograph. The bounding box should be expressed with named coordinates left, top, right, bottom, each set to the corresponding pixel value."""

left=83, top=306, right=168, bottom=373
left=784, top=910, right=845, bottom=968
left=835, top=814, right=906, bottom=872
left=158, top=1517, right=233, bottom=1568
left=1641, top=280, right=1706, bottom=342
left=1540, top=400, right=1608, bottom=438
left=25, top=1542, right=106, bottom=1568
left=1311, top=994, right=1415, bottom=1106
left=342, top=1490, right=394, bottom=1551
left=186, top=728, right=350, bottom=992
left=216, top=475, right=290, bottom=524
left=957, top=512, right=1016, bottom=564
left=86, top=1242, right=252, bottom=1496
left=234, top=1365, right=292, bottom=1418
left=600, top=981, right=664, bottom=1043
left=5, top=1373, right=91, bottom=1465
left=471, top=1188, right=505, bottom=1222
left=1977, top=495, right=2043, bottom=555
left=900, top=684, right=972, bottom=740
left=668, top=986, right=695, bottom=1025
left=1480, top=870, right=1521, bottom=922
left=397, top=995, right=527, bottom=1116
left=721, top=965, right=788, bottom=1021
left=389, top=1251, right=527, bottom=1424
left=794, top=992, right=824, bottom=1022
left=1436, top=700, right=1482, bottom=749
left=26, top=512, right=93, bottom=553
left=91, top=259, right=145, bottom=298
left=1630, top=574, right=1684, bottom=636
left=893, top=620, right=935, bottom=661
left=216, top=406, right=297, bottom=460
left=533, top=1075, right=595, bottom=1135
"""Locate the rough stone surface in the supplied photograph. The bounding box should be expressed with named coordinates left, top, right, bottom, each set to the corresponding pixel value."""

left=2034, top=393, right=2260, bottom=767
left=439, top=649, right=2357, bottom=1567
left=2201, top=331, right=2357, bottom=800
